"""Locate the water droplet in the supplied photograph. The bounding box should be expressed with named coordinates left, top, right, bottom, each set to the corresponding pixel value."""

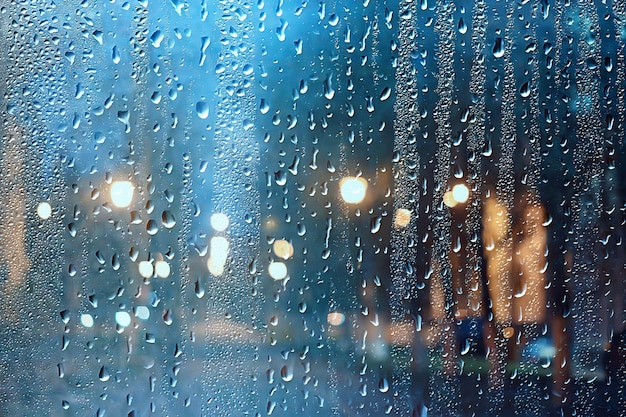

left=520, top=81, right=530, bottom=98
left=161, top=211, right=176, bottom=228
left=280, top=365, right=293, bottom=382
left=370, top=216, right=382, bottom=234
left=112, top=46, right=121, bottom=64
left=196, top=101, right=209, bottom=119
left=493, top=37, right=504, bottom=58
left=323, top=74, right=335, bottom=99
left=380, top=86, right=392, bottom=101
left=276, top=19, right=288, bottom=41
left=98, top=366, right=110, bottom=382
left=378, top=378, right=389, bottom=393
left=150, top=30, right=164, bottom=48
left=194, top=280, right=205, bottom=298
left=458, top=17, right=467, bottom=34
left=146, top=220, right=158, bottom=235
left=461, top=339, right=471, bottom=355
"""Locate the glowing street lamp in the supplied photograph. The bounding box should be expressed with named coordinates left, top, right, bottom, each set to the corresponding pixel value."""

left=339, top=176, right=368, bottom=204
left=110, top=181, right=134, bottom=208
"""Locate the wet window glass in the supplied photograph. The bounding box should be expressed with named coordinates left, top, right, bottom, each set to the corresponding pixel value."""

left=1, top=0, right=625, bottom=416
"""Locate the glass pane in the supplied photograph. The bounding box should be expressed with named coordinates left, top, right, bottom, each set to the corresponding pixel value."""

left=1, top=0, right=624, bottom=416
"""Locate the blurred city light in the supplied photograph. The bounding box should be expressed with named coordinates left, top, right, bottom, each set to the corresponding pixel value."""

left=272, top=239, right=294, bottom=260
left=394, top=208, right=412, bottom=228
left=443, top=191, right=458, bottom=208
left=327, top=311, right=346, bottom=326
left=36, top=201, right=52, bottom=220
left=110, top=181, right=134, bottom=208
left=339, top=176, right=368, bottom=204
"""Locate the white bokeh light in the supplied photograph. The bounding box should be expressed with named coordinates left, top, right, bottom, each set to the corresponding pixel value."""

left=135, top=306, right=150, bottom=320
left=154, top=260, right=171, bottom=278
left=207, top=236, right=229, bottom=276
left=210, top=213, right=229, bottom=232
left=80, top=313, right=94, bottom=328
left=451, top=183, right=469, bottom=204
left=339, top=177, right=368, bottom=204
left=115, top=311, right=132, bottom=327
left=138, top=261, right=154, bottom=278
left=268, top=261, right=288, bottom=280
left=36, top=202, right=52, bottom=220
left=110, top=181, right=134, bottom=208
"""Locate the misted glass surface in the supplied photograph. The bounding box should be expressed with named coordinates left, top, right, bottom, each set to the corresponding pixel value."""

left=1, top=0, right=625, bottom=416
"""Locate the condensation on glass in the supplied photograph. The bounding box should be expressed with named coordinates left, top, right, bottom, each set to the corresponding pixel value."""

left=0, top=0, right=624, bottom=416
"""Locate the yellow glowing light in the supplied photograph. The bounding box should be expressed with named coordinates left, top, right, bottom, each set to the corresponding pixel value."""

left=327, top=312, right=346, bottom=326
left=443, top=191, right=458, bottom=208
left=268, top=261, right=288, bottom=280
left=154, top=260, right=170, bottom=278
left=503, top=327, right=515, bottom=339
left=110, top=181, right=134, bottom=208
left=272, top=239, right=294, bottom=260
left=452, top=183, right=470, bottom=204
left=339, top=176, right=368, bottom=204
left=207, top=236, right=229, bottom=276
left=210, top=213, right=229, bottom=232
left=138, top=261, right=154, bottom=278
left=394, top=208, right=412, bottom=228
left=37, top=201, right=52, bottom=220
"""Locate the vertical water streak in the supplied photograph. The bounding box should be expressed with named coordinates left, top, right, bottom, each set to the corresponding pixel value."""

left=483, top=2, right=518, bottom=407
left=206, top=2, right=261, bottom=415
left=391, top=0, right=421, bottom=413
left=515, top=3, right=551, bottom=415
left=465, top=0, right=487, bottom=329
left=431, top=0, right=459, bottom=414
left=571, top=1, right=604, bottom=413
left=0, top=3, right=64, bottom=415
left=611, top=0, right=626, bottom=353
